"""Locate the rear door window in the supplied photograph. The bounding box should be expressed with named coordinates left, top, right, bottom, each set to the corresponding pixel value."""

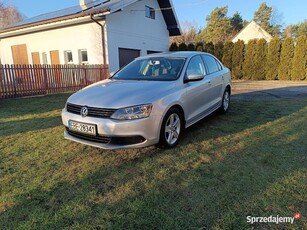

left=202, top=55, right=220, bottom=74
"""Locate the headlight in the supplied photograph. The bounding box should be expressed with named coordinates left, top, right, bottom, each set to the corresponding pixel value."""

left=111, top=104, right=153, bottom=120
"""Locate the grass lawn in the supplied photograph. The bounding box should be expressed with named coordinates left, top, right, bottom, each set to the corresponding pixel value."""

left=0, top=93, right=306, bottom=229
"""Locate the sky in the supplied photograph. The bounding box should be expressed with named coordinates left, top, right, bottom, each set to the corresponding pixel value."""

left=3, top=0, right=307, bottom=29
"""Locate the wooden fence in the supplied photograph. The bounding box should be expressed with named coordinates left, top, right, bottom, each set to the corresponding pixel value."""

left=0, top=64, right=109, bottom=99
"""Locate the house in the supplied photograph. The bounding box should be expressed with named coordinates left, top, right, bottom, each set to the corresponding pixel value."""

left=232, top=20, right=273, bottom=44
left=0, top=0, right=181, bottom=71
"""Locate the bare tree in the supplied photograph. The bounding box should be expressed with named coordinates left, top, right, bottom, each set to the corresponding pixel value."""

left=0, top=2, right=24, bottom=29
left=170, top=21, right=198, bottom=45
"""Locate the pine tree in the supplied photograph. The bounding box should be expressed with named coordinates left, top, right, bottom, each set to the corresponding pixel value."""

left=214, top=42, right=224, bottom=60
left=278, top=37, right=294, bottom=80
left=222, top=41, right=234, bottom=70
left=169, top=42, right=178, bottom=51
left=242, top=39, right=257, bottom=80
left=254, top=39, right=268, bottom=80
left=291, top=35, right=307, bottom=80
left=232, top=40, right=245, bottom=79
left=266, top=37, right=281, bottom=80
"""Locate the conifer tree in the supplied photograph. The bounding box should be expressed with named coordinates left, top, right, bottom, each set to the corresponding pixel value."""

left=187, top=43, right=196, bottom=51
left=242, top=39, right=257, bottom=80
left=222, top=41, right=234, bottom=70
left=266, top=37, right=281, bottom=80
left=214, top=42, right=224, bottom=60
left=204, top=42, right=214, bottom=54
left=291, top=35, right=307, bottom=80
left=278, top=37, right=294, bottom=80
left=169, top=42, right=178, bottom=51
left=232, top=40, right=245, bottom=79
left=254, top=39, right=268, bottom=80
left=178, top=42, right=188, bottom=51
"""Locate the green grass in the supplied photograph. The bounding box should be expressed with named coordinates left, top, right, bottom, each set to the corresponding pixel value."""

left=0, top=93, right=306, bottom=229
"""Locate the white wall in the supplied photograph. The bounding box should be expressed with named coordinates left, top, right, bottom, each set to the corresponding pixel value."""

left=105, top=0, right=170, bottom=72
left=0, top=20, right=104, bottom=65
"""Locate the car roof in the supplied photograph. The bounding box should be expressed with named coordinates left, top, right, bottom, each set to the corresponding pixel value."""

left=136, top=51, right=213, bottom=60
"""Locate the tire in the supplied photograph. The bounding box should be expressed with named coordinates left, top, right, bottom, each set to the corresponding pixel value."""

left=158, top=107, right=183, bottom=148
left=219, top=88, right=230, bottom=113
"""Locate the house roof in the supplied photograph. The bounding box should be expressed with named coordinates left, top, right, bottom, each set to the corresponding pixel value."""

left=232, top=20, right=273, bottom=44
left=1, top=0, right=181, bottom=36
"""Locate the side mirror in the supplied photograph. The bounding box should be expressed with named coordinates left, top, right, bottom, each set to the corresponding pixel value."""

left=184, top=74, right=205, bottom=83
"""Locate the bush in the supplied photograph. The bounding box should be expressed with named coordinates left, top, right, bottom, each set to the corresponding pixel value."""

left=196, top=42, right=204, bottom=51
left=178, top=42, right=188, bottom=51
left=232, top=40, right=245, bottom=79
left=242, top=39, right=257, bottom=80
left=266, top=37, right=281, bottom=80
left=222, top=41, right=234, bottom=70
left=169, top=42, right=178, bottom=51
left=278, top=37, right=294, bottom=80
left=291, top=35, right=307, bottom=80
left=187, top=43, right=196, bottom=51
left=254, top=39, right=268, bottom=80
left=204, top=42, right=214, bottom=54
left=214, top=42, right=224, bottom=61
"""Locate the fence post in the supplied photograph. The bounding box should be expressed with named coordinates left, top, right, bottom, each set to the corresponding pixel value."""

left=83, top=65, right=88, bottom=86
left=43, top=65, right=48, bottom=95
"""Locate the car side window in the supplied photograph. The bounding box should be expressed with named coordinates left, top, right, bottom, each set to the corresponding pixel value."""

left=186, top=55, right=206, bottom=76
left=202, top=55, right=220, bottom=74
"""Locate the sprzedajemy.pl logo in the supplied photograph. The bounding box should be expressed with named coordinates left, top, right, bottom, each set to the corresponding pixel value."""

left=247, top=212, right=301, bottom=225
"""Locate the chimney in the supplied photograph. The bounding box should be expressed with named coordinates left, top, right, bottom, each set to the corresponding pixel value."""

left=80, top=0, right=94, bottom=10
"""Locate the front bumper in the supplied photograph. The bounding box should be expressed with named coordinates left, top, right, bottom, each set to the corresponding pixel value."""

left=61, top=109, right=162, bottom=149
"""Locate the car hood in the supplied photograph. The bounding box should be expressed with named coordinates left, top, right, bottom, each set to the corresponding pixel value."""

left=67, top=79, right=177, bottom=108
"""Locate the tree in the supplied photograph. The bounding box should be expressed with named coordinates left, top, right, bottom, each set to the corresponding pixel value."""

left=254, top=39, right=268, bottom=80
left=266, top=37, right=281, bottom=80
left=222, top=41, right=234, bottom=70
left=204, top=42, right=214, bottom=54
left=242, top=39, right=257, bottom=80
left=198, top=6, right=232, bottom=44
left=231, top=11, right=244, bottom=32
left=169, top=42, right=178, bottom=51
left=291, top=35, right=307, bottom=80
left=253, top=2, right=281, bottom=36
left=170, top=21, right=198, bottom=45
left=297, top=20, right=307, bottom=37
left=196, top=42, right=204, bottom=51
left=214, top=42, right=224, bottom=61
left=0, top=2, right=23, bottom=28
left=278, top=37, right=294, bottom=80
left=232, top=40, right=245, bottom=79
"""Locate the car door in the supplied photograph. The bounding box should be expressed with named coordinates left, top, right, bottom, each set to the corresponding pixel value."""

left=184, top=55, right=212, bottom=126
left=202, top=55, right=224, bottom=106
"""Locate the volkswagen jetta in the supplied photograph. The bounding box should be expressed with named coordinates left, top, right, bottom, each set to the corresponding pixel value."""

left=61, top=52, right=231, bottom=149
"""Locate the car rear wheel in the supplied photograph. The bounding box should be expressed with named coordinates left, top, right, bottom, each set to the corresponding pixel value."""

left=158, top=108, right=183, bottom=148
left=220, top=88, right=230, bottom=113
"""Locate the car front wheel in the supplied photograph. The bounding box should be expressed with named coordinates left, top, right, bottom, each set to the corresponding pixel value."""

left=158, top=108, right=183, bottom=148
left=220, top=88, right=230, bottom=113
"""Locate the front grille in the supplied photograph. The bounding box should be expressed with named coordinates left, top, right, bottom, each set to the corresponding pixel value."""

left=66, top=128, right=111, bottom=144
left=67, top=103, right=116, bottom=118
left=66, top=128, right=146, bottom=146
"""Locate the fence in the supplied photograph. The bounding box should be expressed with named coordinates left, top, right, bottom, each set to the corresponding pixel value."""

left=0, top=64, right=109, bottom=99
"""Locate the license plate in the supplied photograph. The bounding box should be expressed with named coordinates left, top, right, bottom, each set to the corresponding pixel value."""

left=68, top=120, right=96, bottom=135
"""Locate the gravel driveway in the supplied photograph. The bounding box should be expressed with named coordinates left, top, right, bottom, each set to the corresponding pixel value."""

left=232, top=80, right=307, bottom=100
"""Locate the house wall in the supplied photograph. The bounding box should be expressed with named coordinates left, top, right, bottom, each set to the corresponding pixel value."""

left=0, top=20, right=104, bottom=65
left=105, top=0, right=170, bottom=72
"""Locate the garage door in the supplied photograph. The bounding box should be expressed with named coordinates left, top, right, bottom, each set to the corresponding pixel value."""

left=119, top=48, right=140, bottom=68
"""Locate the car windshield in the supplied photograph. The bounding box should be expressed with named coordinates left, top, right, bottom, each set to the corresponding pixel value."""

left=113, top=57, right=185, bottom=81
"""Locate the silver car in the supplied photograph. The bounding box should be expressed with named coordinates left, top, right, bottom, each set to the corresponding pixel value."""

left=61, top=52, right=231, bottom=149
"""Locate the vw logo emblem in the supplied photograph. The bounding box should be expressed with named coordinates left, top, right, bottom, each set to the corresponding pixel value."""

left=80, top=106, right=88, bottom=117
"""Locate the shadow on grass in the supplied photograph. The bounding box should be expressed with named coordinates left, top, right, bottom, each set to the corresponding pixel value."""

left=0, top=91, right=307, bottom=229
left=0, top=97, right=306, bottom=229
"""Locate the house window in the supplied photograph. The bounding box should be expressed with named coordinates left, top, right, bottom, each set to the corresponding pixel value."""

left=145, top=6, right=155, bottom=19
left=64, top=51, right=73, bottom=64
left=79, top=49, right=88, bottom=64
left=42, top=52, right=48, bottom=64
